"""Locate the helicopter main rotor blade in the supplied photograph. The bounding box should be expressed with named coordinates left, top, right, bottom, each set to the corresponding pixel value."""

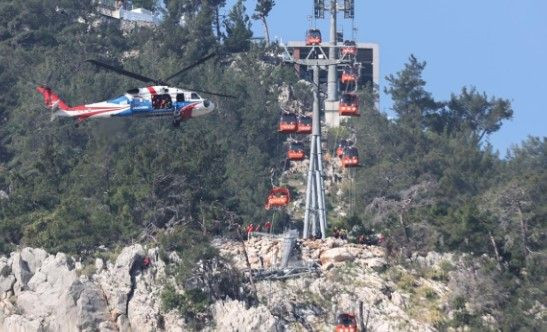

left=86, top=59, right=160, bottom=85
left=163, top=52, right=216, bottom=83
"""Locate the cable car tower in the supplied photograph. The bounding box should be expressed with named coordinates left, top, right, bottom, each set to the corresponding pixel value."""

left=316, top=0, right=354, bottom=107
left=282, top=57, right=349, bottom=241
left=277, top=1, right=362, bottom=239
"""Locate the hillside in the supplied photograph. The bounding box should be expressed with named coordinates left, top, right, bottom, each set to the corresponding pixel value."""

left=0, top=239, right=516, bottom=331
left=0, top=1, right=545, bottom=331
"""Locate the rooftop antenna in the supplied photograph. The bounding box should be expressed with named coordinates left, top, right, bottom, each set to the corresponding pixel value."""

left=308, top=14, right=315, bottom=29
left=353, top=21, right=358, bottom=41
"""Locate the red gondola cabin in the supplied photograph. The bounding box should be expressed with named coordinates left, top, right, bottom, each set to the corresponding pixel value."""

left=306, top=29, right=322, bottom=45
left=342, top=146, right=359, bottom=168
left=341, top=69, right=357, bottom=85
left=279, top=112, right=298, bottom=133
left=340, top=40, right=357, bottom=57
left=339, top=93, right=359, bottom=116
left=335, top=313, right=357, bottom=332
left=265, top=187, right=291, bottom=210
left=296, top=115, right=312, bottom=134
left=287, top=142, right=305, bottom=161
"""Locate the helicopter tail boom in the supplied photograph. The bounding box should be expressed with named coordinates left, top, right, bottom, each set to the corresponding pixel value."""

left=36, top=86, right=71, bottom=111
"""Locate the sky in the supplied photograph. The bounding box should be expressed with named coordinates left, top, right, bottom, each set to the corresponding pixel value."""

left=225, top=0, right=547, bottom=155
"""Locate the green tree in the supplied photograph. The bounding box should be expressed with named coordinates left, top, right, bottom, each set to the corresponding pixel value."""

left=252, top=0, right=275, bottom=45
left=223, top=0, right=252, bottom=53
left=384, top=55, right=442, bottom=129
left=444, top=87, right=513, bottom=141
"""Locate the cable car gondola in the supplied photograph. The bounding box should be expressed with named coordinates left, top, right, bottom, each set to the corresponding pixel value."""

left=340, top=68, right=357, bottom=85
left=278, top=112, right=298, bottom=133
left=287, top=141, right=305, bottom=161
left=342, top=146, right=359, bottom=168
left=306, top=29, right=322, bottom=46
left=340, top=40, right=357, bottom=57
left=296, top=115, right=312, bottom=134
left=335, top=313, right=357, bottom=332
left=339, top=93, right=359, bottom=116
left=265, top=187, right=291, bottom=210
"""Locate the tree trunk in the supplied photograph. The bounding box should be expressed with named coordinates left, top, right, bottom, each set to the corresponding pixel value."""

left=398, top=212, right=411, bottom=257
left=215, top=7, right=222, bottom=41
left=398, top=212, right=410, bottom=243
left=516, top=204, right=529, bottom=267
left=488, top=230, right=502, bottom=271
left=261, top=16, right=270, bottom=46
left=238, top=231, right=257, bottom=294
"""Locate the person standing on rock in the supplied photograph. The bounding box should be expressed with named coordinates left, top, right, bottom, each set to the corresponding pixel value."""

left=246, top=224, right=255, bottom=239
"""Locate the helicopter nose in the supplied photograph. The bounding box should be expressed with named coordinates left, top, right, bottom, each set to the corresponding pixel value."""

left=204, top=99, right=215, bottom=112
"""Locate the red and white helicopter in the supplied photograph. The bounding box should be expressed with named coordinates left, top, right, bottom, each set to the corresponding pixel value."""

left=36, top=53, right=234, bottom=127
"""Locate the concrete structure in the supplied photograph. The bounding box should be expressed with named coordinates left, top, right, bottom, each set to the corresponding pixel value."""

left=285, top=41, right=379, bottom=127
left=96, top=1, right=160, bottom=28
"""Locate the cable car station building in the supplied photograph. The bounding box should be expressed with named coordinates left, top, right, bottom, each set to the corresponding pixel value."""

left=285, top=41, right=379, bottom=127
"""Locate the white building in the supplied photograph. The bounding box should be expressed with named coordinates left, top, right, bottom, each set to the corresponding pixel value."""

left=96, top=0, right=160, bottom=28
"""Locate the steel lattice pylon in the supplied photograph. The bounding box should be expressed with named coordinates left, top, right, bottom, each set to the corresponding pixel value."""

left=282, top=54, right=347, bottom=239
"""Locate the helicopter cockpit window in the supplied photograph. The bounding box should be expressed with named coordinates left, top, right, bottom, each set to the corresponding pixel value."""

left=152, top=94, right=172, bottom=109
left=190, top=93, right=200, bottom=100
left=176, top=94, right=185, bottom=102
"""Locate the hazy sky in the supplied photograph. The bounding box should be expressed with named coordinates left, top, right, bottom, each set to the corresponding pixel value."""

left=225, top=0, right=546, bottom=155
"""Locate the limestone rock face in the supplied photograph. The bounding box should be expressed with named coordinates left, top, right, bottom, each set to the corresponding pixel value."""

left=95, top=244, right=145, bottom=317
left=0, top=257, right=14, bottom=294
left=210, top=300, right=277, bottom=332
left=211, top=237, right=447, bottom=331
left=0, top=239, right=465, bottom=332
left=319, top=247, right=355, bottom=265
left=0, top=245, right=183, bottom=332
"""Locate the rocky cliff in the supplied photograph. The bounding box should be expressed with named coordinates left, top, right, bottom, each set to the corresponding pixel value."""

left=0, top=245, right=184, bottom=331
left=212, top=237, right=454, bottom=331
left=0, top=238, right=480, bottom=331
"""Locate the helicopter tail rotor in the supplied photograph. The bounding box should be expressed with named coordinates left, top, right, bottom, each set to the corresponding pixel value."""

left=36, top=86, right=70, bottom=111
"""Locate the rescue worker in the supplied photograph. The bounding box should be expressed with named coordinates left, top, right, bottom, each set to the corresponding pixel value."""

left=246, top=224, right=255, bottom=239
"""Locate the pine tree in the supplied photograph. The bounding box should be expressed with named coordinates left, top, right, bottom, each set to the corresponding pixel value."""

left=223, top=0, right=252, bottom=53
left=252, top=0, right=275, bottom=45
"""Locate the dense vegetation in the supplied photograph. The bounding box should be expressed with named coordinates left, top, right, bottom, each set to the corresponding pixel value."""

left=0, top=0, right=544, bottom=329
left=342, top=57, right=546, bottom=329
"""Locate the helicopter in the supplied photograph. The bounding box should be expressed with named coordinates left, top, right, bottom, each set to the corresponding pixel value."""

left=36, top=53, right=234, bottom=127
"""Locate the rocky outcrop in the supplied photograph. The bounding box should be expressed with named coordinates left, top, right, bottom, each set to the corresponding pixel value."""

left=1, top=238, right=492, bottom=331
left=212, top=237, right=450, bottom=331
left=213, top=236, right=386, bottom=271
left=0, top=245, right=183, bottom=332
left=209, top=300, right=277, bottom=332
